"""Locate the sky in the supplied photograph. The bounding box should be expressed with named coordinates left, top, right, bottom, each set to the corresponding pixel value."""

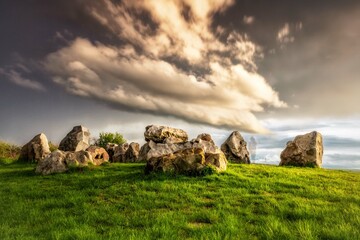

left=0, top=0, right=360, bottom=169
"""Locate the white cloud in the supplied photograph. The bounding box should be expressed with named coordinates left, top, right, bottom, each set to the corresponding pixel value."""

left=45, top=0, right=287, bottom=133
left=0, top=68, right=46, bottom=91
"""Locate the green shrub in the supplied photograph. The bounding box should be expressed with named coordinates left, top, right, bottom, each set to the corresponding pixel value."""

left=0, top=140, right=21, bottom=160
left=48, top=141, right=58, bottom=152
left=96, top=132, right=126, bottom=148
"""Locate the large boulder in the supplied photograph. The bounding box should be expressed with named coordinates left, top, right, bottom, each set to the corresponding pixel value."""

left=86, top=146, right=109, bottom=165
left=105, top=143, right=118, bottom=162
left=64, top=150, right=93, bottom=167
left=19, top=133, right=50, bottom=162
left=113, top=143, right=129, bottom=162
left=145, top=147, right=205, bottom=174
left=144, top=125, right=188, bottom=144
left=280, top=131, right=323, bottom=167
left=125, top=142, right=140, bottom=162
left=113, top=142, right=140, bottom=163
left=144, top=129, right=227, bottom=174
left=59, top=125, right=90, bottom=152
left=192, top=133, right=227, bottom=171
left=35, top=150, right=67, bottom=175
left=221, top=131, right=250, bottom=164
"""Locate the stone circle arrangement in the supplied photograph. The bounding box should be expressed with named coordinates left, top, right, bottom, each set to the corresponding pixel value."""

left=18, top=125, right=324, bottom=175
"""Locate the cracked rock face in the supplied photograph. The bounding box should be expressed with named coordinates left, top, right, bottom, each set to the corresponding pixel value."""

left=144, top=125, right=188, bottom=144
left=35, top=147, right=109, bottom=175
left=280, top=131, right=323, bottom=167
left=221, top=131, right=250, bottom=164
left=59, top=125, right=90, bottom=152
left=143, top=126, right=227, bottom=174
left=113, top=142, right=140, bottom=163
left=19, top=133, right=50, bottom=162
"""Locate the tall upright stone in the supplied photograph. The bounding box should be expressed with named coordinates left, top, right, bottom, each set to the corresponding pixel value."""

left=19, top=133, right=50, bottom=162
left=59, top=125, right=90, bottom=152
left=221, top=131, right=250, bottom=163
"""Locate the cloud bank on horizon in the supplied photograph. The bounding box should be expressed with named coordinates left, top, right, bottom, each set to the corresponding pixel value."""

left=44, top=0, right=286, bottom=133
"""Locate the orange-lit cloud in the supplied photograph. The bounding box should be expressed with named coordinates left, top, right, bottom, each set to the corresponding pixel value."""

left=45, top=0, right=286, bottom=133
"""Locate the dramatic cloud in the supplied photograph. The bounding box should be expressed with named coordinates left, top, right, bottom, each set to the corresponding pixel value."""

left=0, top=67, right=46, bottom=91
left=45, top=0, right=286, bottom=133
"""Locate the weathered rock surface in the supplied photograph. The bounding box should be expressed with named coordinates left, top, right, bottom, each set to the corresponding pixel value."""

left=145, top=147, right=205, bottom=174
left=113, top=143, right=129, bottom=162
left=36, top=148, right=108, bottom=175
left=59, top=125, right=90, bottom=152
left=35, top=150, right=67, bottom=175
left=86, top=146, right=109, bottom=165
left=125, top=142, right=140, bottom=162
left=65, top=150, right=93, bottom=167
left=113, top=142, right=140, bottom=162
left=280, top=131, right=323, bottom=167
left=144, top=128, right=227, bottom=174
left=19, top=133, right=50, bottom=162
left=105, top=143, right=118, bottom=162
left=144, top=125, right=188, bottom=143
left=221, top=131, right=250, bottom=164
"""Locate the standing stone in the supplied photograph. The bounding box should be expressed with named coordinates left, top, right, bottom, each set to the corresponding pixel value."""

left=280, top=131, right=323, bottom=167
left=19, top=133, right=50, bottom=162
left=144, top=125, right=188, bottom=143
left=138, top=142, right=151, bottom=162
left=221, top=131, right=250, bottom=163
left=113, top=143, right=129, bottom=162
left=86, top=146, right=109, bottom=165
left=105, top=143, right=118, bottom=162
left=59, top=126, right=90, bottom=152
left=113, top=142, right=140, bottom=163
left=124, top=142, right=140, bottom=162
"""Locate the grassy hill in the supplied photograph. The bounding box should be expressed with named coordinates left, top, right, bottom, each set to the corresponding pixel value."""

left=0, top=160, right=359, bottom=240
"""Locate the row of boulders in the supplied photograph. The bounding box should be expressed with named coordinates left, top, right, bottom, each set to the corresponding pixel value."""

left=140, top=126, right=228, bottom=174
left=18, top=124, right=324, bottom=175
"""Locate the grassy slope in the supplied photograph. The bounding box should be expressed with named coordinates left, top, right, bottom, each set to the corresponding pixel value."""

left=0, top=161, right=359, bottom=240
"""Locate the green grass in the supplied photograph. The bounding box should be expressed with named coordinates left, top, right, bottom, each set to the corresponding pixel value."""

left=0, top=162, right=359, bottom=240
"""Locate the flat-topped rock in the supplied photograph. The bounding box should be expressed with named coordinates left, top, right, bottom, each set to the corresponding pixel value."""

left=59, top=125, right=90, bottom=152
left=19, top=133, right=50, bottom=162
left=280, top=131, right=323, bottom=167
left=144, top=125, right=188, bottom=144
